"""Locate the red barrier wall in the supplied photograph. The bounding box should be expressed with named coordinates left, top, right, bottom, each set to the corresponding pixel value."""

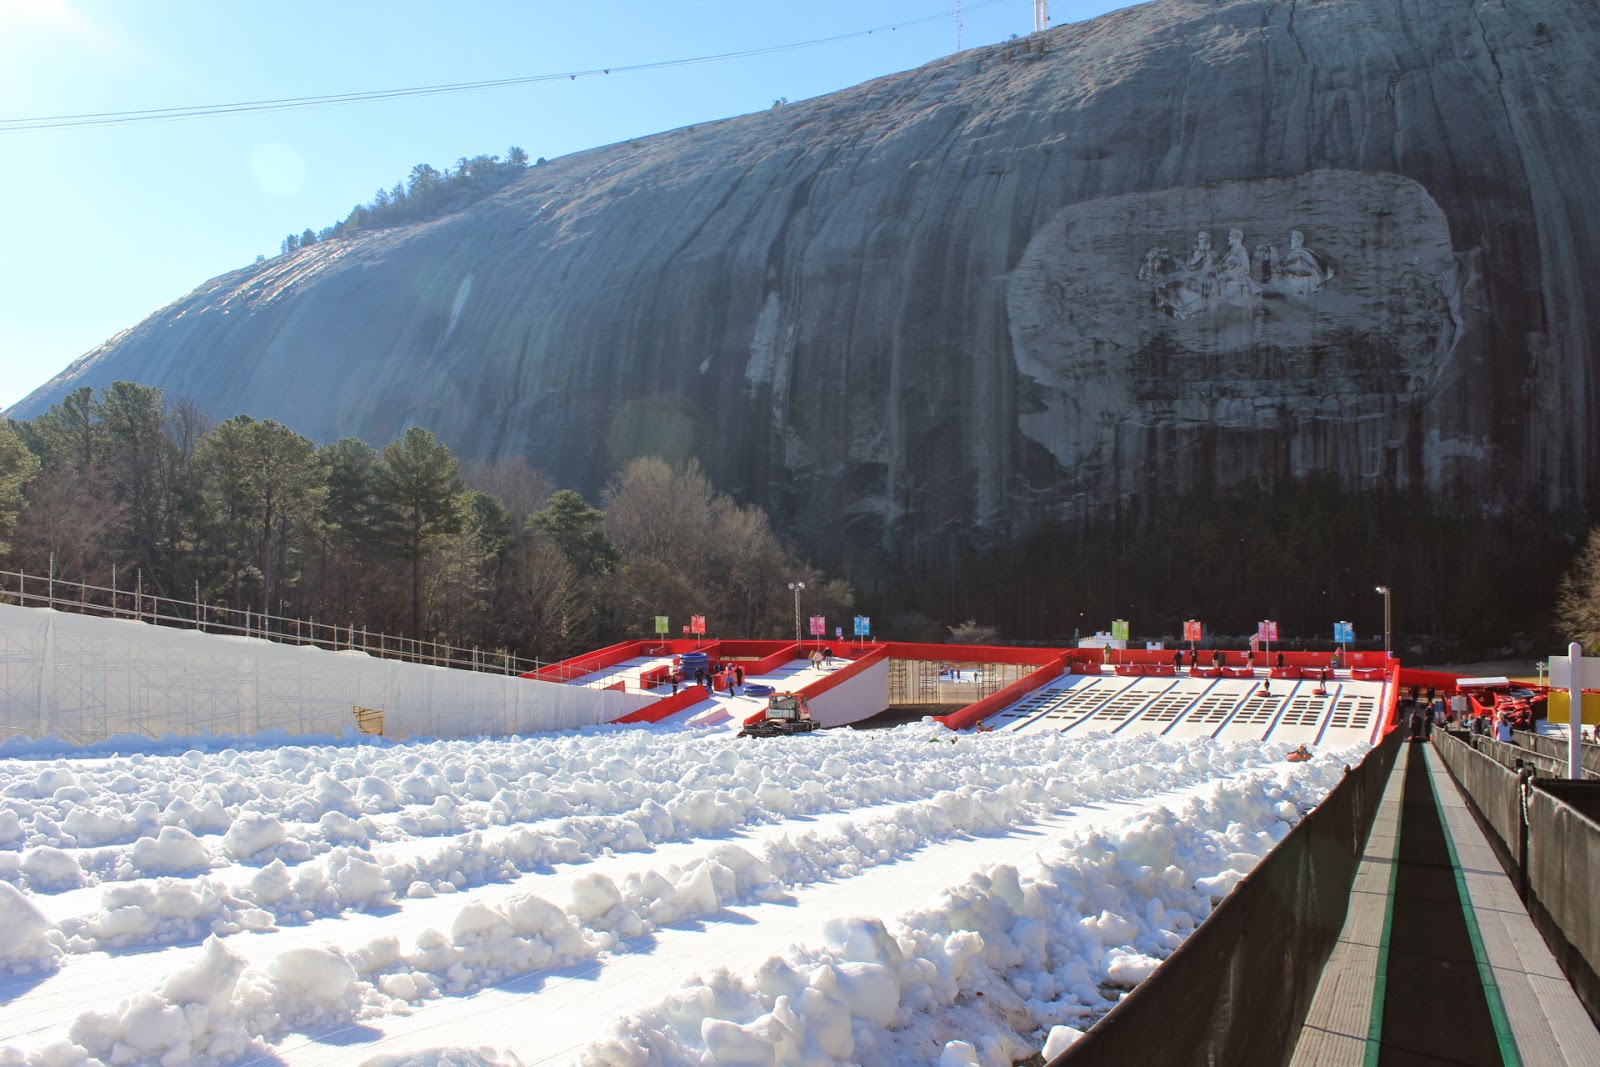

left=1396, top=667, right=1471, bottom=695
left=938, top=652, right=1071, bottom=731
left=522, top=639, right=647, bottom=683
left=747, top=643, right=804, bottom=677
left=525, top=639, right=737, bottom=684
left=611, top=685, right=709, bottom=724
left=1109, top=648, right=1360, bottom=670
left=882, top=642, right=1061, bottom=667
left=791, top=645, right=891, bottom=701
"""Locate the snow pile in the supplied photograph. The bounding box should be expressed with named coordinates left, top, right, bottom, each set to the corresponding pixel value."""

left=0, top=720, right=1367, bottom=1066
left=10, top=727, right=1287, bottom=961
left=0, top=881, right=64, bottom=973
left=575, top=761, right=1352, bottom=1066
left=359, top=1049, right=524, bottom=1067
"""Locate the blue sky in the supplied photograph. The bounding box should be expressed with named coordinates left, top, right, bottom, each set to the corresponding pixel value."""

left=0, top=1, right=1133, bottom=410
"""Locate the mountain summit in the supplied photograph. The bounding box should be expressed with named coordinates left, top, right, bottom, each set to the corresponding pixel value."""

left=14, top=0, right=1599, bottom=573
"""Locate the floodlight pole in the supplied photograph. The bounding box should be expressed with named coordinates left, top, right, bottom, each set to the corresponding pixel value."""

left=1375, top=585, right=1392, bottom=657
left=788, top=581, right=805, bottom=647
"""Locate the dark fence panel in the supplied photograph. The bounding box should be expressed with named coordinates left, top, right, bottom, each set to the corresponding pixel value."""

left=1435, top=730, right=1528, bottom=857
left=1050, top=730, right=1401, bottom=1067
left=1434, top=734, right=1600, bottom=1028
left=1526, top=782, right=1600, bottom=1024
left=1447, top=729, right=1590, bottom=780
left=1512, top=730, right=1600, bottom=778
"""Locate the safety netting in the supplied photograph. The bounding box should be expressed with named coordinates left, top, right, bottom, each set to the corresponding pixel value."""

left=1050, top=729, right=1401, bottom=1067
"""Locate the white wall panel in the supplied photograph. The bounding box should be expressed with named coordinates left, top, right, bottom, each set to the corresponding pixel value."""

left=0, top=604, right=654, bottom=744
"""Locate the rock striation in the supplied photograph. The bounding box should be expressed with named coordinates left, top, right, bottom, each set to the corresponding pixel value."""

left=13, top=0, right=1600, bottom=569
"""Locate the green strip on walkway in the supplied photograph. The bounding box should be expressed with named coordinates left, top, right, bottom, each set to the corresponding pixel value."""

left=1363, top=748, right=1403, bottom=1067
left=1428, top=750, right=1523, bottom=1067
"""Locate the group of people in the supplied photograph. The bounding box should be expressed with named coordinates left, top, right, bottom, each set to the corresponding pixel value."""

left=1401, top=683, right=1528, bottom=743
left=688, top=661, right=745, bottom=696
left=1401, top=687, right=1452, bottom=740
left=1467, top=694, right=1531, bottom=741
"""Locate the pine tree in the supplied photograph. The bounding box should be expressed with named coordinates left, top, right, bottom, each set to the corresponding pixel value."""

left=369, top=428, right=465, bottom=637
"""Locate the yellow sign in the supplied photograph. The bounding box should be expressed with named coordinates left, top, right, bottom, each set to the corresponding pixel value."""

left=352, top=706, right=385, bottom=735
left=1545, top=692, right=1600, bottom=726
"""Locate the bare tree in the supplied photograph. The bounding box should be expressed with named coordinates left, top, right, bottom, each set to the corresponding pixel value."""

left=947, top=619, right=1001, bottom=645
left=460, top=456, right=552, bottom=531
left=603, top=457, right=852, bottom=639
left=1556, top=528, right=1600, bottom=653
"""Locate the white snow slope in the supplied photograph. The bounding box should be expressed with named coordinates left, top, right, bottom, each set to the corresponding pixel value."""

left=0, top=720, right=1369, bottom=1067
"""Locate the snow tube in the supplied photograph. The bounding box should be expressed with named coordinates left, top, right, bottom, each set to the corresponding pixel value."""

left=744, top=683, right=775, bottom=697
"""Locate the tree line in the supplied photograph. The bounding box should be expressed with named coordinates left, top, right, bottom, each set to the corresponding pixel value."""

left=0, top=383, right=1587, bottom=659
left=0, top=383, right=851, bottom=664
left=279, top=147, right=535, bottom=256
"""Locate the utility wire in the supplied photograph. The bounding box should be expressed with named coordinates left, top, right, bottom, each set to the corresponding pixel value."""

left=0, top=0, right=1011, bottom=133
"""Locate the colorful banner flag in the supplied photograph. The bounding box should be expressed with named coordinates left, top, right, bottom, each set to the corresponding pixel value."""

left=1183, top=619, right=1203, bottom=642
left=1333, top=621, right=1354, bottom=643
left=690, top=615, right=706, bottom=635
left=1257, top=620, right=1279, bottom=643
left=654, top=615, right=669, bottom=635
left=1111, top=619, right=1130, bottom=641
left=853, top=615, right=871, bottom=637
left=809, top=615, right=826, bottom=637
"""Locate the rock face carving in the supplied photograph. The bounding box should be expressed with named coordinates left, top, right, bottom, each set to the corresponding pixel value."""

left=1009, top=170, right=1469, bottom=485
left=1142, top=226, right=1332, bottom=319
left=9, top=0, right=1600, bottom=577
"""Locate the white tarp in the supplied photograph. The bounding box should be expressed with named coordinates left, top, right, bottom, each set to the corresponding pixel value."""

left=0, top=604, right=655, bottom=744
left=805, top=659, right=891, bottom=727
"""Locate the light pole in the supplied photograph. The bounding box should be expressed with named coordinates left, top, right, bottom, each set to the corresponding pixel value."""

left=1375, top=585, right=1392, bottom=657
left=788, top=581, right=806, bottom=646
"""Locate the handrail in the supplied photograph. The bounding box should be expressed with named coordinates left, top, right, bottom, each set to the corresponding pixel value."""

left=0, top=566, right=568, bottom=681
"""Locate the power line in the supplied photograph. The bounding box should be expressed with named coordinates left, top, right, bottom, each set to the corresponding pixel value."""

left=0, top=0, right=1012, bottom=133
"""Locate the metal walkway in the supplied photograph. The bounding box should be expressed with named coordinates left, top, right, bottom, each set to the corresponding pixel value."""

left=1291, top=740, right=1600, bottom=1065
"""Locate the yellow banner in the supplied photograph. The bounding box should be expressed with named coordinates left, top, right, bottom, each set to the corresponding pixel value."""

left=1545, top=691, right=1600, bottom=725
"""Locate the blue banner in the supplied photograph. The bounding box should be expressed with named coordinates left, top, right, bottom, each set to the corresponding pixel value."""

left=853, top=615, right=871, bottom=637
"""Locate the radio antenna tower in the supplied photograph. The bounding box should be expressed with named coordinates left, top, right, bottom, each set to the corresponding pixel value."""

left=955, top=1, right=963, bottom=50
left=1033, top=1, right=1050, bottom=33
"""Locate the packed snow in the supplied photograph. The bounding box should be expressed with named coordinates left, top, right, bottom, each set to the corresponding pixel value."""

left=0, top=718, right=1369, bottom=1067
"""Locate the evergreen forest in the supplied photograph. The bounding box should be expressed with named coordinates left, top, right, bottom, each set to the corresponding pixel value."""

left=0, top=383, right=851, bottom=666
left=0, top=382, right=1588, bottom=662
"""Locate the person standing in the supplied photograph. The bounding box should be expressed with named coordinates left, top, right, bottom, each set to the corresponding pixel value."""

left=1494, top=712, right=1513, bottom=743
